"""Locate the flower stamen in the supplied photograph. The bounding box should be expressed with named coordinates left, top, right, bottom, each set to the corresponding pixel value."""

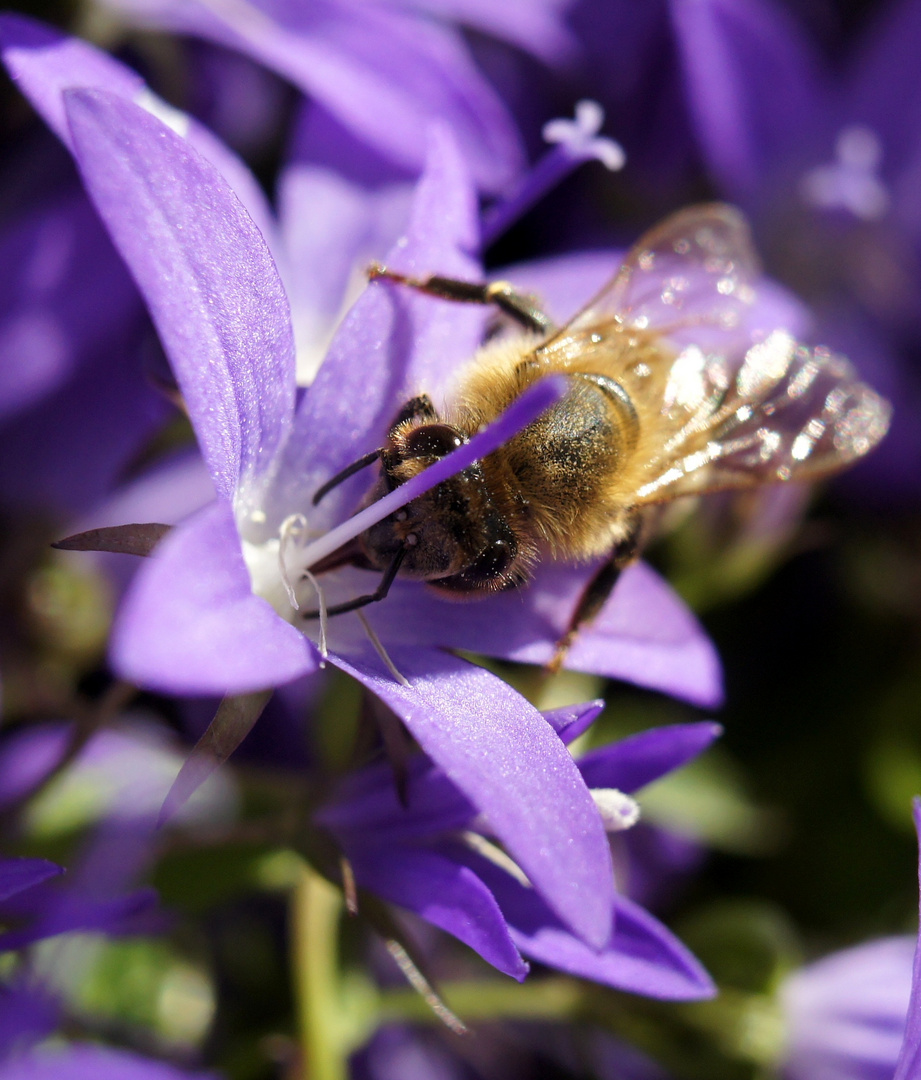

left=357, top=610, right=409, bottom=686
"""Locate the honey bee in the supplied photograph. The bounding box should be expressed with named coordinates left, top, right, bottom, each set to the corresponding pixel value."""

left=307, top=204, right=890, bottom=657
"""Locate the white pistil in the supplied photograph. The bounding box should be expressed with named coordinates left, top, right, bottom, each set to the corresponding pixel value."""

left=542, top=99, right=626, bottom=171
left=801, top=125, right=889, bottom=222
left=592, top=788, right=641, bottom=832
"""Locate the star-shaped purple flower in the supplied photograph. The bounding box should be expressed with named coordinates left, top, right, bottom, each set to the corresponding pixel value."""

left=778, top=797, right=921, bottom=1080
left=0, top=21, right=731, bottom=951
left=318, top=710, right=720, bottom=1000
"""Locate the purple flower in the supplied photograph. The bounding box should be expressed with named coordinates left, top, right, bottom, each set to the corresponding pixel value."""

left=0, top=21, right=730, bottom=954
left=778, top=798, right=921, bottom=1080
left=89, top=0, right=542, bottom=192
left=318, top=712, right=720, bottom=1000
left=780, top=936, right=915, bottom=1080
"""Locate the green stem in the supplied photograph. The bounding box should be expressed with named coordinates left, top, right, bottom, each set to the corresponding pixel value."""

left=291, top=863, right=347, bottom=1080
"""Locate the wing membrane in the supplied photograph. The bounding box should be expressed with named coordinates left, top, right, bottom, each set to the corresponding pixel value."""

left=635, top=332, right=892, bottom=502
left=551, top=204, right=761, bottom=348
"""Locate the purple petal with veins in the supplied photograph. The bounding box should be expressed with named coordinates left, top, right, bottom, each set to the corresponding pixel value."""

left=329, top=641, right=615, bottom=950
left=64, top=88, right=295, bottom=507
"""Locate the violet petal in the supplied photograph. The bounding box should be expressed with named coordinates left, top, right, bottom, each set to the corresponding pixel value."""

left=454, top=842, right=715, bottom=999
left=894, top=798, right=921, bottom=1079
left=317, top=755, right=475, bottom=842
left=0, top=1043, right=221, bottom=1079
left=0, top=14, right=280, bottom=253
left=0, top=858, right=63, bottom=905
left=329, top=641, right=615, bottom=949
left=95, top=0, right=524, bottom=192
left=110, top=500, right=314, bottom=695
left=373, top=560, right=723, bottom=707
left=669, top=0, right=831, bottom=199
left=268, top=125, right=486, bottom=529
left=63, top=87, right=295, bottom=505
left=402, top=0, right=579, bottom=66
left=542, top=700, right=606, bottom=743
left=344, top=840, right=528, bottom=979
left=577, top=723, right=723, bottom=794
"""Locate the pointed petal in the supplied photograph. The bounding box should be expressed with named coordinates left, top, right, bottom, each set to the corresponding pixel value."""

left=63, top=88, right=294, bottom=505
left=330, top=642, right=615, bottom=949
left=268, top=125, right=485, bottom=528
left=456, top=843, right=715, bottom=1000
left=669, top=0, right=830, bottom=199
left=159, top=690, right=272, bottom=825
left=111, top=500, right=314, bottom=695
left=93, top=0, right=524, bottom=191
left=406, top=0, right=579, bottom=66
left=0, top=858, right=63, bottom=904
left=542, top=700, right=606, bottom=743
left=0, top=13, right=142, bottom=145
left=344, top=841, right=528, bottom=979
left=317, top=756, right=475, bottom=842
left=577, top=723, right=723, bottom=794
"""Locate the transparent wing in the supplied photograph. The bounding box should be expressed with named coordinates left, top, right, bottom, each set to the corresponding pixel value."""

left=633, top=331, right=892, bottom=503
left=547, top=204, right=761, bottom=348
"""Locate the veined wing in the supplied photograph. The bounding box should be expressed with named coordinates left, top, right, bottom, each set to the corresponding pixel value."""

left=542, top=204, right=761, bottom=350
left=633, top=331, right=892, bottom=503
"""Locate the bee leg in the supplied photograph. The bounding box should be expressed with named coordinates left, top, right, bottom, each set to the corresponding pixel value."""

left=368, top=263, right=553, bottom=335
left=302, top=547, right=406, bottom=620
left=548, top=518, right=643, bottom=674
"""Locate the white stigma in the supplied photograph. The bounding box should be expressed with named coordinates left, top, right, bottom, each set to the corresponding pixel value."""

left=542, top=100, right=626, bottom=172
left=801, top=125, right=889, bottom=222
left=592, top=788, right=641, bottom=832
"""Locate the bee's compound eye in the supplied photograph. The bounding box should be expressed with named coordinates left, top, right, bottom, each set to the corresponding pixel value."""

left=404, top=423, right=465, bottom=459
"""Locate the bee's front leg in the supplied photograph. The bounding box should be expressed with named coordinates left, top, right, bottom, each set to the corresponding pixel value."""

left=368, top=263, right=553, bottom=335
left=547, top=514, right=644, bottom=675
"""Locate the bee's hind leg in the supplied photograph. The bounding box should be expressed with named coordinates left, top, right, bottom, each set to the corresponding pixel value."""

left=547, top=515, right=644, bottom=675
left=367, top=263, right=553, bottom=335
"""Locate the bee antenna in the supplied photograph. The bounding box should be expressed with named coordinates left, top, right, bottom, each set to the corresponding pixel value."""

left=313, top=449, right=382, bottom=506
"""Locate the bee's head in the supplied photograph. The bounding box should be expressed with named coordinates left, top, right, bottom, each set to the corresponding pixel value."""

left=358, top=420, right=526, bottom=593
